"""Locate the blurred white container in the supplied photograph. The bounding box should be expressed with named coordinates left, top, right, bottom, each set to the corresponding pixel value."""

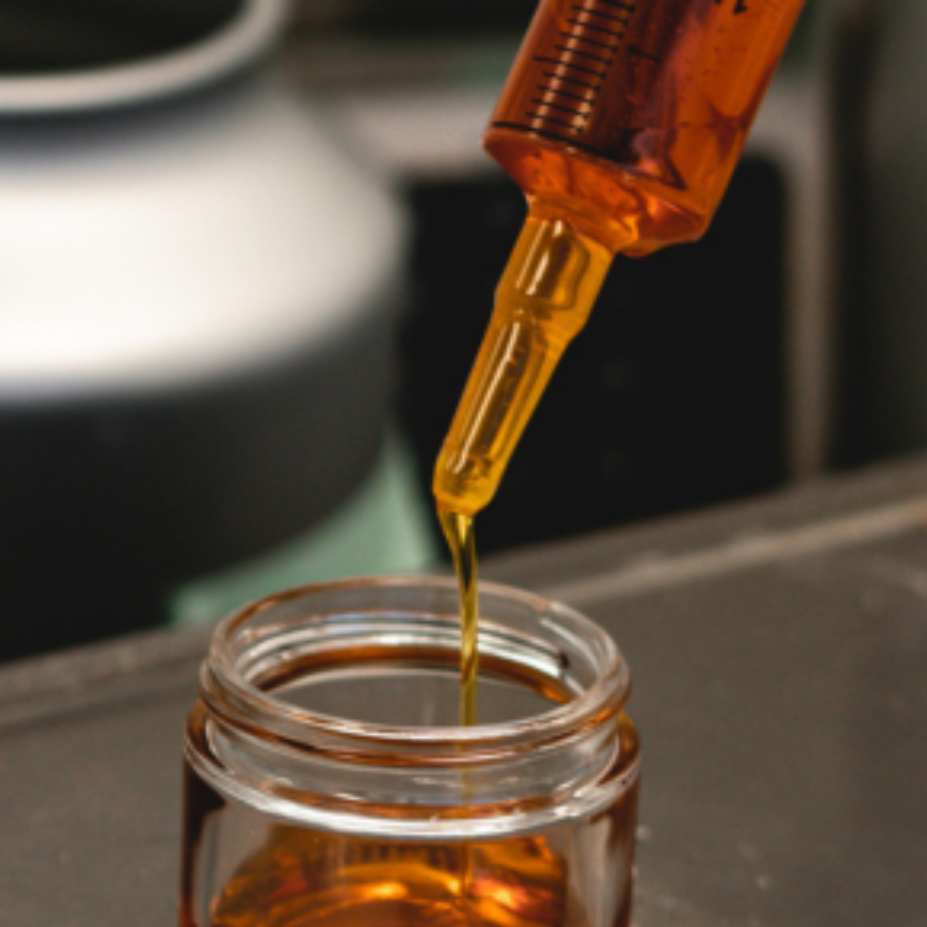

left=0, top=0, right=417, bottom=658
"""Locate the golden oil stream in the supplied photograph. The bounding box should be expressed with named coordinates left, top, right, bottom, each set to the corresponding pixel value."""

left=437, top=507, right=479, bottom=728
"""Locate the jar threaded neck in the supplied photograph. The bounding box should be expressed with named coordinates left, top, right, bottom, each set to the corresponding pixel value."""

left=188, top=576, right=638, bottom=839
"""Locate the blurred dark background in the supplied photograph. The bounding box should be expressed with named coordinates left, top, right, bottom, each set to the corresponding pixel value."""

left=0, top=0, right=244, bottom=71
left=398, top=164, right=785, bottom=553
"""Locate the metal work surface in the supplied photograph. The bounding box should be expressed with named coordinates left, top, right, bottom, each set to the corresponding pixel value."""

left=3, top=457, right=927, bottom=926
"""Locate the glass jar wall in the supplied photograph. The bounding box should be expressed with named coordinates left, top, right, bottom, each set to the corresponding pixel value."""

left=181, top=577, right=640, bottom=927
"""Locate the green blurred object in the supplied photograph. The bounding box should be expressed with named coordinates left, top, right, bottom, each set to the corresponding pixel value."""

left=783, top=0, right=822, bottom=66
left=170, top=433, right=439, bottom=627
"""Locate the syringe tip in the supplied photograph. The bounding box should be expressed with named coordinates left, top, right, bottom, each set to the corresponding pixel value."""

left=433, top=445, right=495, bottom=518
left=432, top=211, right=612, bottom=520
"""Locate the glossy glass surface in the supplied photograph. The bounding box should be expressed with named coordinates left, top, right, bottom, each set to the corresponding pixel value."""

left=182, top=578, right=639, bottom=927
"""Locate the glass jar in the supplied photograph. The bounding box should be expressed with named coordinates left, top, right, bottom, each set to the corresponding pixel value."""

left=180, top=576, right=640, bottom=927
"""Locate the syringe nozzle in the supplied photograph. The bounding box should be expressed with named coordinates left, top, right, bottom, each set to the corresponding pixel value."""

left=433, top=211, right=611, bottom=517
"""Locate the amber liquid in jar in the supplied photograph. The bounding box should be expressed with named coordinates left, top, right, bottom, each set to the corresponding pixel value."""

left=485, top=0, right=806, bottom=253
left=180, top=644, right=640, bottom=927
left=180, top=751, right=640, bottom=927
left=182, top=773, right=596, bottom=927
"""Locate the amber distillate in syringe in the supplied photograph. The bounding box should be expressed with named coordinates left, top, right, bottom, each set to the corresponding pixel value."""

left=434, top=0, right=806, bottom=517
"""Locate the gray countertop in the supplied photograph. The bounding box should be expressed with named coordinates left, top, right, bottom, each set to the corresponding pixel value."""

left=3, top=456, right=927, bottom=927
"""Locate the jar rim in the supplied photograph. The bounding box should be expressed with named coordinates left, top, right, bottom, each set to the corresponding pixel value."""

left=202, top=575, right=631, bottom=761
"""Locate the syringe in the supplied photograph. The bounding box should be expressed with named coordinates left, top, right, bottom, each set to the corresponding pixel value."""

left=434, top=0, right=807, bottom=518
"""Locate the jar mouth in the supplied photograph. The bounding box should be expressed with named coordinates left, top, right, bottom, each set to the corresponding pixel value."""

left=203, top=575, right=631, bottom=762
left=0, top=0, right=285, bottom=115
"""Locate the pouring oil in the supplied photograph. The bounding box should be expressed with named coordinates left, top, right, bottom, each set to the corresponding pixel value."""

left=437, top=508, right=479, bottom=727
left=433, top=0, right=806, bottom=716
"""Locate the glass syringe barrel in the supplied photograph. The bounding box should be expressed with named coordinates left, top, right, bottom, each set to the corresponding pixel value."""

left=434, top=0, right=806, bottom=516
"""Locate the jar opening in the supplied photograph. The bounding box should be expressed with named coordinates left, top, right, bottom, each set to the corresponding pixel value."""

left=203, top=576, right=630, bottom=755
left=190, top=577, right=638, bottom=837
left=256, top=642, right=570, bottom=729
